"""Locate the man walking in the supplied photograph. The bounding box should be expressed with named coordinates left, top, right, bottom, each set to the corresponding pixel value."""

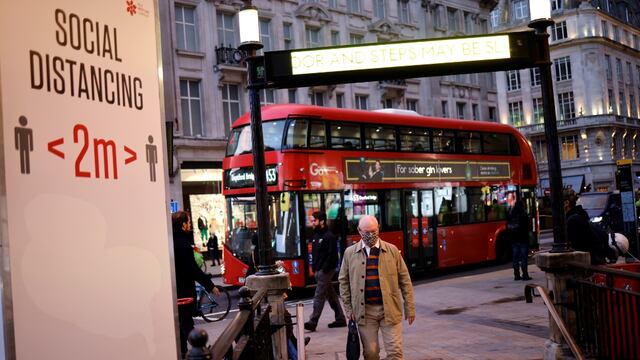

left=339, top=215, right=415, bottom=360
left=305, top=211, right=347, bottom=331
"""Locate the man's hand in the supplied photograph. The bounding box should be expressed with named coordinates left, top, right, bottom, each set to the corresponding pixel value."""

left=346, top=312, right=354, bottom=321
left=406, top=315, right=415, bottom=325
left=212, top=286, right=221, bottom=297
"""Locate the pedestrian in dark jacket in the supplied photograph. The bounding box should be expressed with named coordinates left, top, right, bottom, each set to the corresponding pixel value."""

left=507, top=200, right=532, bottom=280
left=564, top=189, right=615, bottom=265
left=207, top=233, right=220, bottom=266
left=172, top=211, right=218, bottom=358
left=305, top=211, right=346, bottom=331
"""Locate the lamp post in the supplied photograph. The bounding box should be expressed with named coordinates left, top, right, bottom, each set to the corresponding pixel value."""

left=238, top=3, right=278, bottom=275
left=528, top=1, right=570, bottom=252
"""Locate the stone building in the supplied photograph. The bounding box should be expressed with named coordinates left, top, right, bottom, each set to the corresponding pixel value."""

left=158, top=0, right=500, bottom=220
left=493, top=0, right=640, bottom=194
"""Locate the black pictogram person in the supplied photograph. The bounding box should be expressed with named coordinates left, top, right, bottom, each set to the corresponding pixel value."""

left=15, top=116, right=34, bottom=174
left=146, top=135, right=157, bottom=182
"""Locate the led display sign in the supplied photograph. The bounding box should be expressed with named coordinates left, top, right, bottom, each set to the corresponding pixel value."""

left=291, top=35, right=510, bottom=75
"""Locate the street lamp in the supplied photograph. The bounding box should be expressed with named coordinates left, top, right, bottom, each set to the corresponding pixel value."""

left=528, top=0, right=571, bottom=252
left=238, top=2, right=278, bottom=275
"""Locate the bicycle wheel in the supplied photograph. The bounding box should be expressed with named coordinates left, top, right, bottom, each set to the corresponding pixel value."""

left=200, top=286, right=231, bottom=322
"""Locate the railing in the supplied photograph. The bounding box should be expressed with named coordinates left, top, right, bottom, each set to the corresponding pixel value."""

left=187, top=287, right=273, bottom=360
left=378, top=79, right=407, bottom=87
left=215, top=45, right=247, bottom=66
left=567, top=262, right=640, bottom=359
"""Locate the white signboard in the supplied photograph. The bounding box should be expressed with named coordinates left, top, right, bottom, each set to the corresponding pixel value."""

left=0, top=1, right=177, bottom=358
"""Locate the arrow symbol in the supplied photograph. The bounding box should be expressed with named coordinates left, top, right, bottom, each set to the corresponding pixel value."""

left=124, top=146, right=137, bottom=165
left=48, top=138, right=65, bottom=159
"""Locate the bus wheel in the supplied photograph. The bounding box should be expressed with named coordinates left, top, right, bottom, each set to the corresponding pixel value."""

left=496, top=236, right=512, bottom=263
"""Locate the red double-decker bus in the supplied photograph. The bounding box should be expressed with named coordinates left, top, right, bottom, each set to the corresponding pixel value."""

left=222, top=104, right=538, bottom=288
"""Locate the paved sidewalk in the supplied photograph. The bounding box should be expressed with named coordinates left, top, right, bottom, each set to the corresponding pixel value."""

left=292, top=265, right=548, bottom=360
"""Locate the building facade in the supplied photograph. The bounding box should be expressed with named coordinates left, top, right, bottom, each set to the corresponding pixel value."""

left=158, top=0, right=501, bottom=239
left=492, top=0, right=640, bottom=195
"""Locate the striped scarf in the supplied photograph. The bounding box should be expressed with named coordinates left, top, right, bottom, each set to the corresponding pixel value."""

left=365, top=247, right=382, bottom=304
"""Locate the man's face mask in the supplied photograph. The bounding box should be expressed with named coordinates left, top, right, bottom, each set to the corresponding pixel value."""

left=359, top=229, right=379, bottom=247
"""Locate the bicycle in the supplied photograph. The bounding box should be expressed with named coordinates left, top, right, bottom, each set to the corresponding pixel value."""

left=194, top=283, right=231, bottom=322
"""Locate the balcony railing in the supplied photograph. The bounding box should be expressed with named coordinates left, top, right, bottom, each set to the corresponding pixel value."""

left=215, top=45, right=246, bottom=66
left=517, top=115, right=640, bottom=136
left=378, top=79, right=407, bottom=87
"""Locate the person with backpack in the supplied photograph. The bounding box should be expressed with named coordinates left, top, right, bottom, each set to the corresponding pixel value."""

left=506, top=200, right=532, bottom=280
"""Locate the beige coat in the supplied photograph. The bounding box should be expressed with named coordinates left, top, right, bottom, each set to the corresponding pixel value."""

left=338, top=239, right=415, bottom=326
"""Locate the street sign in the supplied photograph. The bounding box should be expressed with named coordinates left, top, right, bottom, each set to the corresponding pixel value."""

left=264, top=31, right=541, bottom=89
left=0, top=1, right=177, bottom=359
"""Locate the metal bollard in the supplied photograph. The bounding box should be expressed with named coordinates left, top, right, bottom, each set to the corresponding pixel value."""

left=186, top=328, right=213, bottom=360
left=296, top=303, right=305, bottom=360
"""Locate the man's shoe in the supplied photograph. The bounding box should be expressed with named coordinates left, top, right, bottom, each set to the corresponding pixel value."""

left=327, top=321, right=347, bottom=328
left=521, top=275, right=533, bottom=281
left=304, top=322, right=316, bottom=332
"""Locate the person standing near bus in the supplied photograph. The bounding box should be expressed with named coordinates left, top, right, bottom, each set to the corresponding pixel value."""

left=506, top=200, right=532, bottom=280
left=339, top=215, right=415, bottom=360
left=172, top=211, right=219, bottom=358
left=305, top=211, right=347, bottom=331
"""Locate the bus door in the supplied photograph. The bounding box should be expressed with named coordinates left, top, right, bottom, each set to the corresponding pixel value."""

left=403, top=190, right=436, bottom=271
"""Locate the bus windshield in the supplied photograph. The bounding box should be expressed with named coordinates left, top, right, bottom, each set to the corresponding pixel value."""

left=225, top=120, right=287, bottom=156
left=226, top=193, right=301, bottom=261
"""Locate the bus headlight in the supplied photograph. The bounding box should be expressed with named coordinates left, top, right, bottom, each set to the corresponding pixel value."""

left=591, top=216, right=602, bottom=223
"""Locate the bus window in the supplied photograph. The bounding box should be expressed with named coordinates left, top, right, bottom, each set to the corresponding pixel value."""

left=303, top=193, right=322, bottom=239
left=384, top=190, right=402, bottom=231
left=227, top=197, right=257, bottom=260
left=486, top=185, right=517, bottom=221
left=457, top=131, right=481, bottom=154
left=273, top=192, right=301, bottom=257
left=364, top=125, right=397, bottom=151
left=330, top=123, right=361, bottom=149
left=263, top=120, right=286, bottom=151
left=309, top=120, right=326, bottom=148
left=226, top=125, right=252, bottom=156
left=482, top=133, right=510, bottom=155
left=324, top=193, right=343, bottom=234
left=467, top=187, right=487, bottom=223
left=345, top=190, right=380, bottom=234
left=399, top=127, right=430, bottom=152
left=433, top=130, right=456, bottom=153
left=285, top=119, right=308, bottom=148
left=435, top=187, right=465, bottom=226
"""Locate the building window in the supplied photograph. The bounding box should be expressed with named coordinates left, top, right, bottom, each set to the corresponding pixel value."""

left=355, top=95, right=369, bottom=110
left=180, top=79, right=203, bottom=136
left=619, top=92, right=627, bottom=116
left=217, top=13, right=235, bottom=47
left=551, top=21, right=567, bottom=41
left=176, top=5, right=198, bottom=51
left=373, top=0, right=386, bottom=19
left=288, top=89, right=297, bottom=103
left=513, top=0, right=529, bottom=20
left=464, top=12, right=474, bottom=34
left=601, top=20, right=609, bottom=38
left=259, top=19, right=272, bottom=53
left=407, top=99, right=418, bottom=112
left=306, top=27, right=322, bottom=48
left=283, top=23, right=293, bottom=50
left=613, top=25, right=619, bottom=42
left=331, top=31, right=340, bottom=46
left=628, top=62, right=633, bottom=85
left=557, top=91, right=575, bottom=120
left=447, top=8, right=458, bottom=32
left=350, top=34, right=364, bottom=44
left=310, top=91, right=326, bottom=106
left=508, top=101, right=523, bottom=126
left=398, top=0, right=410, bottom=23
left=634, top=35, right=639, bottom=50
left=630, top=95, right=637, bottom=118
left=336, top=93, right=345, bottom=108
left=608, top=89, right=616, bottom=113
left=488, top=106, right=496, bottom=122
left=441, top=101, right=449, bottom=117
left=506, top=70, right=521, bottom=91
left=382, top=98, right=394, bottom=109
left=479, top=19, right=488, bottom=34
left=535, top=140, right=548, bottom=162
left=490, top=9, right=500, bottom=28
left=530, top=68, right=541, bottom=87
left=347, top=0, right=361, bottom=13
left=605, top=55, right=612, bottom=80
left=637, top=65, right=640, bottom=86
left=560, top=135, right=579, bottom=160
left=616, top=58, right=623, bottom=81
left=328, top=0, right=337, bottom=9
left=456, top=102, right=466, bottom=119
left=221, top=84, right=241, bottom=135
left=533, top=97, right=544, bottom=123
left=260, top=89, right=275, bottom=106
left=554, top=56, right=572, bottom=81
left=472, top=104, right=479, bottom=120
left=551, top=0, right=562, bottom=11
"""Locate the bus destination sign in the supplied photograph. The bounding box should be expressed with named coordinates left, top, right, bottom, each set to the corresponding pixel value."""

left=345, top=158, right=510, bottom=183
left=225, top=165, right=278, bottom=189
